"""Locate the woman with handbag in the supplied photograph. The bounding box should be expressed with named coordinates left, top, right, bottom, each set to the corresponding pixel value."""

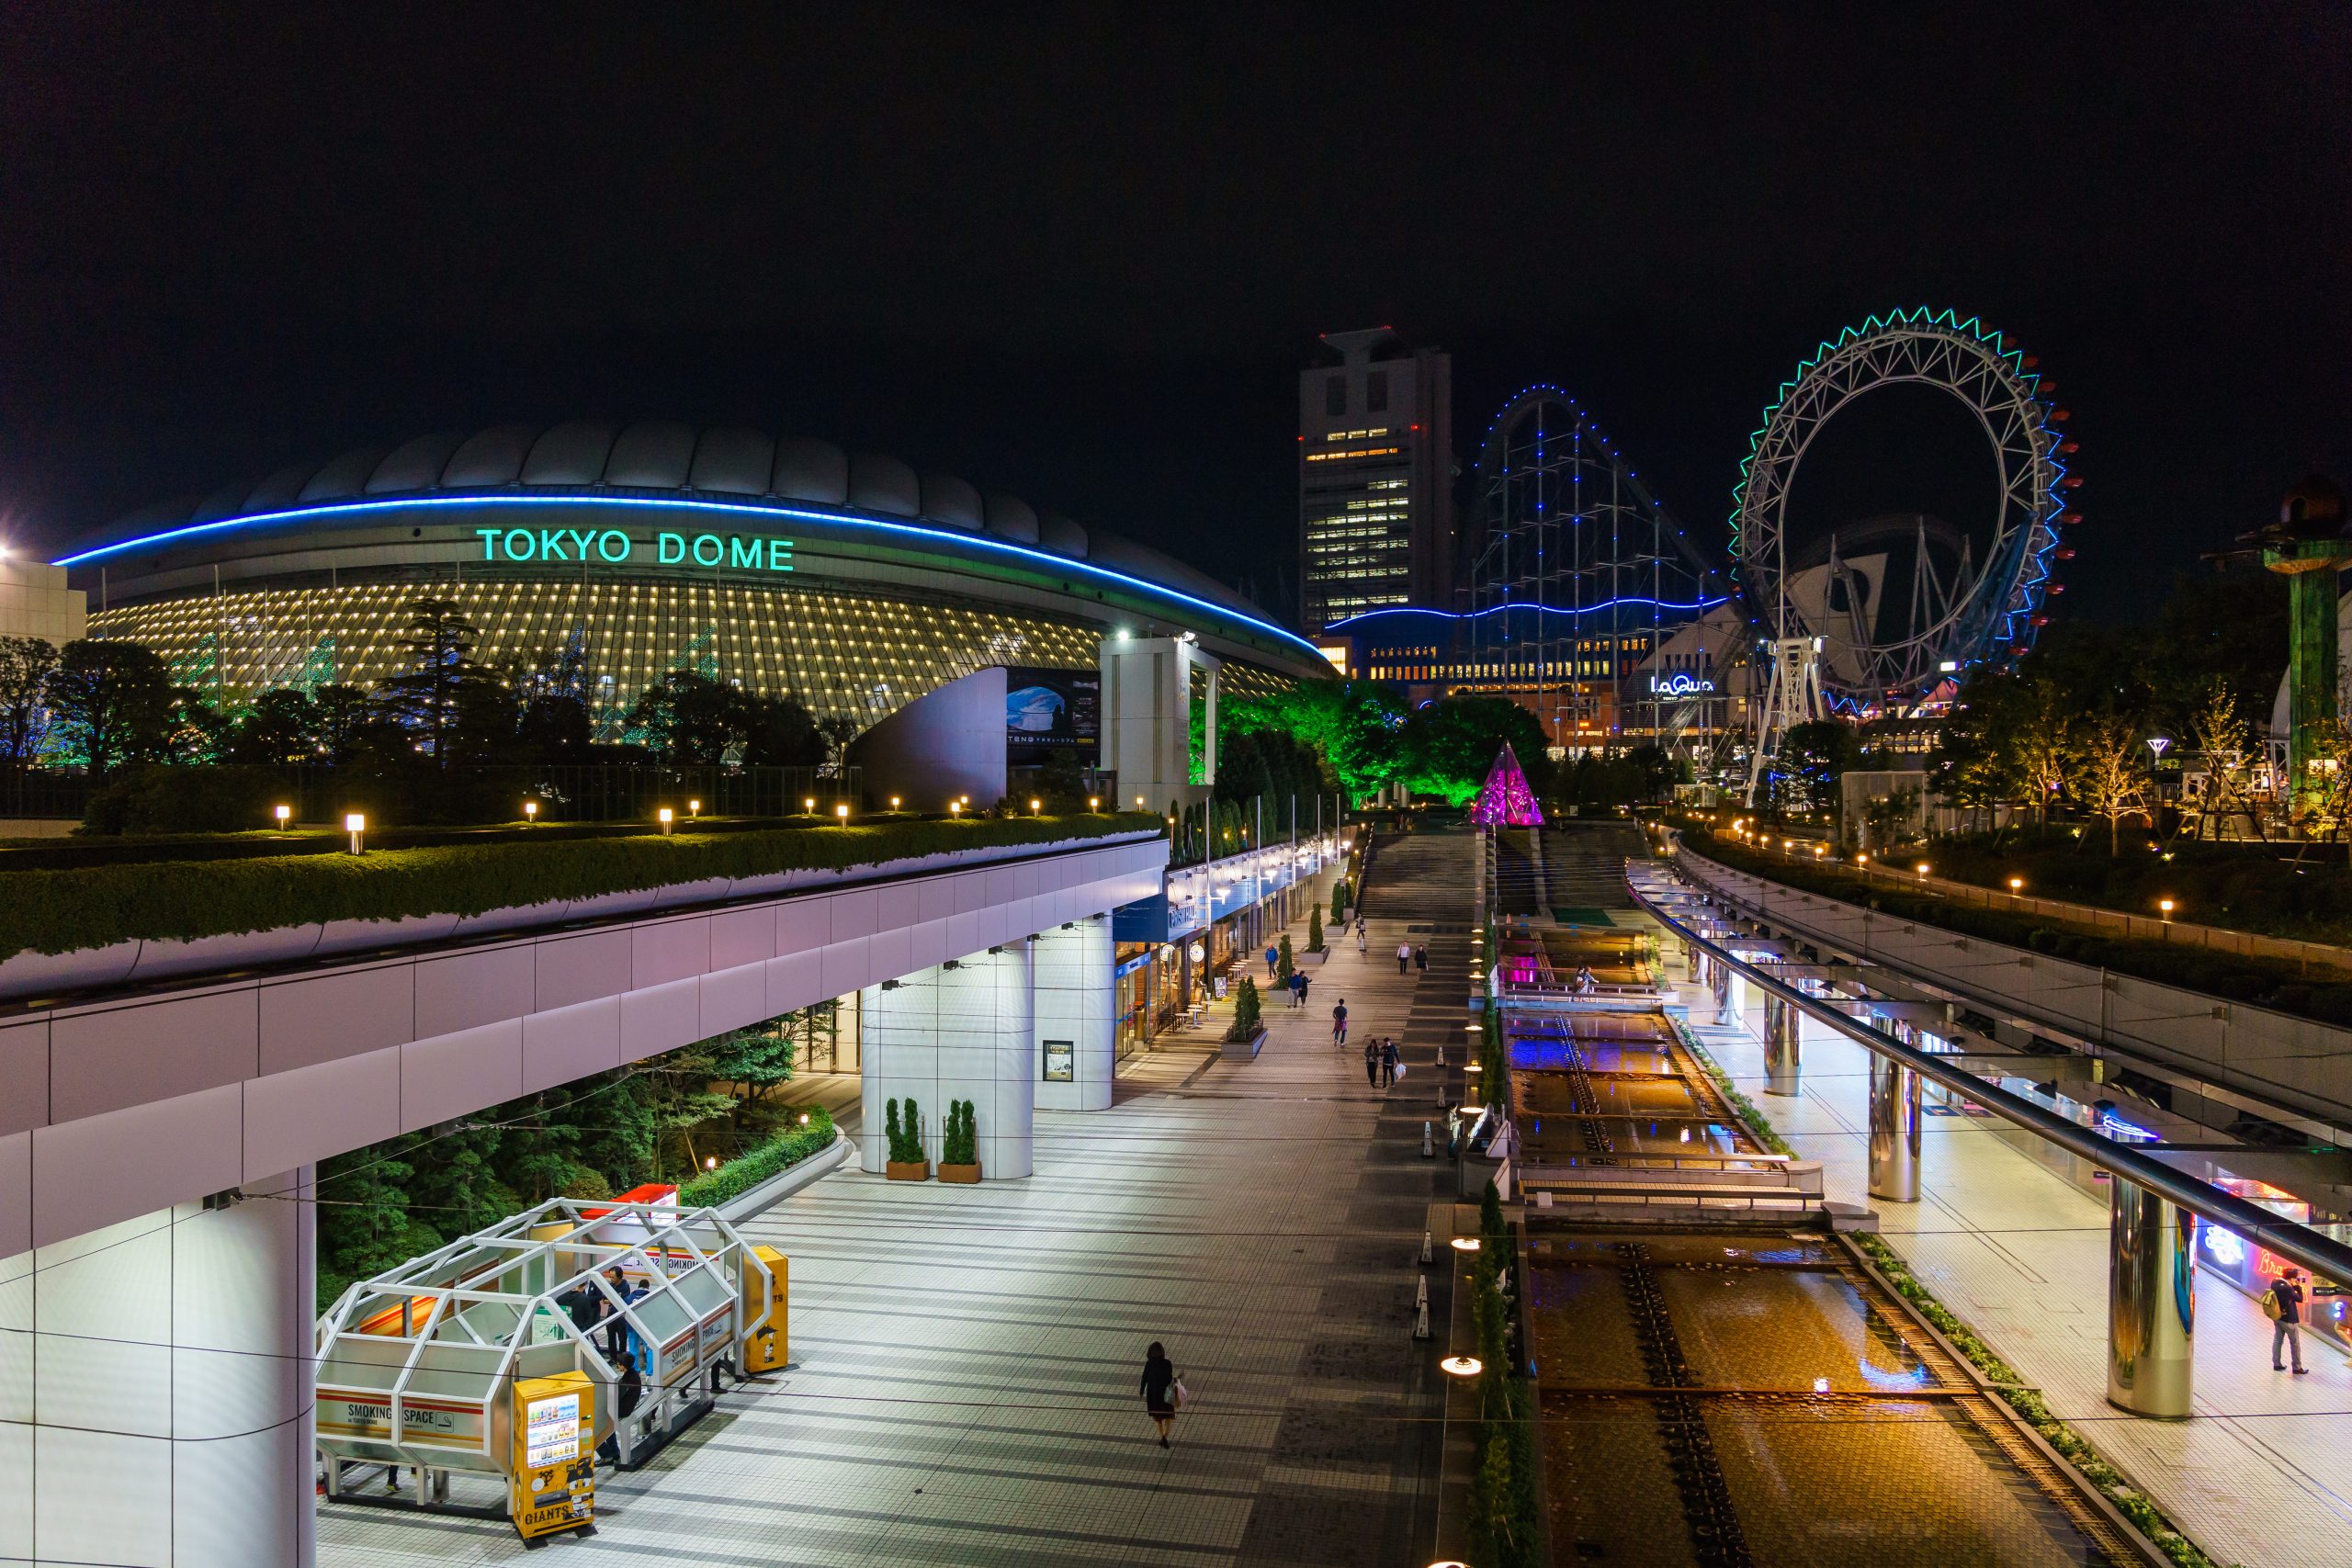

left=1141, top=1341, right=1182, bottom=1447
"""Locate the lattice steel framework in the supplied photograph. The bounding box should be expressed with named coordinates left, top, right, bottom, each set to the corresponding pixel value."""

left=1466, top=386, right=1725, bottom=748
left=1733, top=309, right=2072, bottom=705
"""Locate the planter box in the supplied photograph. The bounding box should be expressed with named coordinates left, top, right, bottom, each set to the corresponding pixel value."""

left=938, top=1162, right=981, bottom=1184
left=885, top=1160, right=931, bottom=1182
left=1298, top=949, right=1329, bottom=966
left=1221, top=1027, right=1267, bottom=1061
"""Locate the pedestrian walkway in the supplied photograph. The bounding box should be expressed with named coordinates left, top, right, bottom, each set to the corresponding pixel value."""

left=319, top=833, right=1476, bottom=1568
left=1649, top=916, right=2352, bottom=1568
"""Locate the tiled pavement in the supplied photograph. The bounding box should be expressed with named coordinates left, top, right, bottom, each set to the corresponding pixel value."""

left=1642, top=906, right=2352, bottom=1568
left=320, top=833, right=1477, bottom=1567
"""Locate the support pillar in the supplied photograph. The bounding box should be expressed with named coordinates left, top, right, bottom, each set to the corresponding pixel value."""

left=860, top=944, right=1036, bottom=1179
left=2107, top=1177, right=2195, bottom=1418
left=1711, top=956, right=1733, bottom=1026
left=1033, top=917, right=1114, bottom=1112
left=1761, top=994, right=1800, bottom=1095
left=1, top=1168, right=317, bottom=1568
left=1867, top=1053, right=1922, bottom=1201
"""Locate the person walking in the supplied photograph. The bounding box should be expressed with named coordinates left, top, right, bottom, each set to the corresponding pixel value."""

left=1264, top=943, right=1279, bottom=979
left=1297, top=971, right=1312, bottom=1010
left=1356, top=924, right=1369, bottom=957
left=1140, top=1341, right=1181, bottom=1448
left=2271, top=1268, right=2312, bottom=1373
left=1331, top=999, right=1349, bottom=1046
left=1287, top=970, right=1305, bottom=1009
left=1414, top=944, right=1429, bottom=975
left=1396, top=942, right=1412, bottom=975
left=1381, top=1037, right=1400, bottom=1088
left=1363, top=1036, right=1380, bottom=1087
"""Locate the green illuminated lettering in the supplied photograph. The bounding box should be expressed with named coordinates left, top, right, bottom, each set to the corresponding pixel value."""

left=598, top=530, right=630, bottom=562
left=729, top=536, right=763, bottom=570
left=771, top=539, right=793, bottom=571
left=657, top=532, right=685, bottom=564
left=569, top=529, right=598, bottom=558
left=503, top=528, right=536, bottom=560
left=537, top=529, right=570, bottom=560
left=691, top=533, right=723, bottom=567
left=476, top=528, right=502, bottom=559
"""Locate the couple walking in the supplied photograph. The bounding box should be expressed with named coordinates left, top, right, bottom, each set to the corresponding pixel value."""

left=1362, top=1035, right=1399, bottom=1088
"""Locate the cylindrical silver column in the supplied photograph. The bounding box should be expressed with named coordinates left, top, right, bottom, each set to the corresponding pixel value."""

left=2108, top=1177, right=2195, bottom=1418
left=1762, top=993, right=1801, bottom=1095
left=1866, top=1052, right=1922, bottom=1201
left=1712, top=954, right=1734, bottom=1025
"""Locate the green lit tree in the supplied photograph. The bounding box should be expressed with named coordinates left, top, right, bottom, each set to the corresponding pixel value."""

left=43, top=638, right=175, bottom=778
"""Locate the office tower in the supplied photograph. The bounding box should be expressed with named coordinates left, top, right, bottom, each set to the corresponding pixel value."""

left=1298, top=328, right=1453, bottom=629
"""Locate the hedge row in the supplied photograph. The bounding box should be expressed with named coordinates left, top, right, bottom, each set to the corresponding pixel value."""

left=1673, top=1023, right=2219, bottom=1567
left=0, top=814, right=1162, bottom=961
left=677, top=1108, right=840, bottom=1207
left=1687, top=833, right=2352, bottom=1029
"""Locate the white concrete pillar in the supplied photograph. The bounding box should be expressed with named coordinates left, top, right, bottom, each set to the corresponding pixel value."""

left=1, top=1167, right=317, bottom=1568
left=860, top=944, right=1037, bottom=1179
left=1034, top=918, right=1114, bottom=1112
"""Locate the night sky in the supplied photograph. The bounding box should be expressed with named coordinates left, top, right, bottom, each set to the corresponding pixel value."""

left=3, top=5, right=2346, bottom=626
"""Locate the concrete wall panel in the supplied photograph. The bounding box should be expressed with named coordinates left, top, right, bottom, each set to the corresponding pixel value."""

left=521, top=997, right=622, bottom=1097
left=0, top=1019, right=48, bottom=1136
left=619, top=976, right=701, bottom=1059
left=709, top=907, right=777, bottom=972
left=765, top=950, right=827, bottom=1016
left=775, top=897, right=831, bottom=953
left=0, top=1132, right=27, bottom=1258
left=257, top=964, right=413, bottom=1076
left=821, top=936, right=872, bottom=998
left=534, top=930, right=632, bottom=1012
left=31, top=1087, right=243, bottom=1248
left=400, top=1021, right=523, bottom=1133
left=51, top=990, right=255, bottom=1123
left=243, top=1046, right=401, bottom=1177
left=830, top=888, right=878, bottom=942
left=698, top=963, right=768, bottom=1039
left=413, top=945, right=536, bottom=1039
left=631, top=917, right=711, bottom=989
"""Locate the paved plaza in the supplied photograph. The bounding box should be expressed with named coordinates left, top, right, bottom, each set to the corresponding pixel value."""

left=1652, top=908, right=2352, bottom=1568
left=320, top=834, right=1476, bottom=1567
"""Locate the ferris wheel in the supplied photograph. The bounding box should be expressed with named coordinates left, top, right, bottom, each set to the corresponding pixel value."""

left=1733, top=309, right=2075, bottom=711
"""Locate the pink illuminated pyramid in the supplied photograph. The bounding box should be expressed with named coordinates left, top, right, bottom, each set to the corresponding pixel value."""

left=1471, top=743, right=1544, bottom=827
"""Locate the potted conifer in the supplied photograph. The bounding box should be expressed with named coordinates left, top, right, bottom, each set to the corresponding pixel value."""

left=938, top=1100, right=981, bottom=1183
left=884, top=1096, right=931, bottom=1181
left=1301, top=906, right=1328, bottom=964
left=1222, top=975, right=1267, bottom=1060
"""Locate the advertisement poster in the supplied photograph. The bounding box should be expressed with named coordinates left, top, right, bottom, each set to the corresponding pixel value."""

left=1004, top=667, right=1100, bottom=760
left=1042, top=1040, right=1075, bottom=1082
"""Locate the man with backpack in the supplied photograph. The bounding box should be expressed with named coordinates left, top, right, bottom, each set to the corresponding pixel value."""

left=2269, top=1268, right=2312, bottom=1373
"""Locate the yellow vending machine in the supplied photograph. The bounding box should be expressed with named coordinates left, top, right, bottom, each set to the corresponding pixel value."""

left=510, top=1371, right=595, bottom=1543
left=742, top=1245, right=790, bottom=1372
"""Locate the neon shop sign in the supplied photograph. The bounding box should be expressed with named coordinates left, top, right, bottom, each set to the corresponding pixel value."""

left=474, top=528, right=795, bottom=572
left=1648, top=673, right=1715, bottom=696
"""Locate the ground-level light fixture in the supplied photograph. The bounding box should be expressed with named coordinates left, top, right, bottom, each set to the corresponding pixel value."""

left=803, top=796, right=816, bottom=814
left=889, top=795, right=901, bottom=811
left=658, top=807, right=674, bottom=834
left=2159, top=898, right=2176, bottom=919
left=1440, top=1356, right=1483, bottom=1377
left=950, top=801, right=961, bottom=817
left=2007, top=876, right=2023, bottom=892
left=688, top=798, right=701, bottom=817
left=274, top=804, right=291, bottom=828
left=524, top=800, right=538, bottom=823
left=835, top=804, right=850, bottom=821
left=344, top=813, right=366, bottom=854
left=798, top=1111, right=810, bottom=1125
left=1449, top=1236, right=1481, bottom=1252
left=1916, top=863, right=1931, bottom=877
left=1812, top=1376, right=1831, bottom=1393
left=1089, top=795, right=1100, bottom=811
left=1030, top=797, right=1043, bottom=814
left=705, top=1156, right=718, bottom=1170
left=1135, top=795, right=1146, bottom=808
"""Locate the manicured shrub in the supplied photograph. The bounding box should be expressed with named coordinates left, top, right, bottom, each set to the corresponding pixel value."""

left=0, top=813, right=1159, bottom=961
left=1277, top=931, right=1294, bottom=980
left=1307, top=905, right=1324, bottom=953
left=1227, top=975, right=1261, bottom=1042
left=675, top=1109, right=836, bottom=1206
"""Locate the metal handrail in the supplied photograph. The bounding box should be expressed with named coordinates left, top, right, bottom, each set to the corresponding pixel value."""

left=1631, top=866, right=2352, bottom=1289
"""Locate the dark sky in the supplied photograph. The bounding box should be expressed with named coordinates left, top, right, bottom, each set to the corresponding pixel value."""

left=3, top=5, right=2346, bottom=626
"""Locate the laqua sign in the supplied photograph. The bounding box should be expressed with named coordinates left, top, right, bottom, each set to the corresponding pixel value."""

left=1648, top=673, right=1715, bottom=696
left=474, top=527, right=794, bottom=572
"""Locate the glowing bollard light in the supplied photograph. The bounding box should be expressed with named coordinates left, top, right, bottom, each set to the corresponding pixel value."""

left=803, top=796, right=816, bottom=815
left=273, top=804, right=292, bottom=829
left=949, top=801, right=961, bottom=818
left=2159, top=897, right=2176, bottom=921
left=344, top=812, right=366, bottom=854
left=1029, top=798, right=1042, bottom=815
left=689, top=798, right=701, bottom=818
left=658, top=807, right=674, bottom=836
left=524, top=801, right=538, bottom=824
left=835, top=804, right=850, bottom=822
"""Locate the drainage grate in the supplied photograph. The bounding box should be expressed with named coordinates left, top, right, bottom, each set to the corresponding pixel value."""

left=1616, top=1243, right=1755, bottom=1567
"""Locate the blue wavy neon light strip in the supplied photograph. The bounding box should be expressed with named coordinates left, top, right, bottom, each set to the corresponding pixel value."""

left=1324, top=595, right=1729, bottom=630
left=52, top=492, right=1329, bottom=660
